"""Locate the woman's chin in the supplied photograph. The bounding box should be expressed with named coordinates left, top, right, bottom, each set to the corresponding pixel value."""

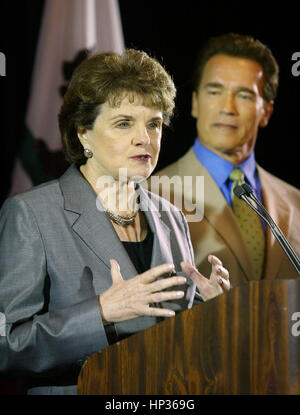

left=127, top=166, right=154, bottom=183
left=125, top=172, right=148, bottom=185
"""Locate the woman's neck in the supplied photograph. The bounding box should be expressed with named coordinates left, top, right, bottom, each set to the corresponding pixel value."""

left=80, top=164, right=148, bottom=242
left=80, top=164, right=138, bottom=217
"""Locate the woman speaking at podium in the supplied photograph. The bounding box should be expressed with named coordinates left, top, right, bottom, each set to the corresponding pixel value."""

left=0, top=49, right=230, bottom=394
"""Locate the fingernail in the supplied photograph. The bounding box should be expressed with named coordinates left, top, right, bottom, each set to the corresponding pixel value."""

left=176, top=291, right=184, bottom=297
left=168, top=311, right=175, bottom=316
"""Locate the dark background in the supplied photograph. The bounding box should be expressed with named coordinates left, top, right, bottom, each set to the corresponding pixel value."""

left=0, top=0, right=300, bottom=395
left=0, top=0, right=300, bottom=208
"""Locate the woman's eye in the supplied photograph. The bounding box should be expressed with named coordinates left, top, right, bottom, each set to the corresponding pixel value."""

left=117, top=121, right=130, bottom=128
left=148, top=121, right=161, bottom=130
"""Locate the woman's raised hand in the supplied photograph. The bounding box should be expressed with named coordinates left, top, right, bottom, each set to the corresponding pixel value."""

left=98, top=255, right=230, bottom=324
left=181, top=255, right=230, bottom=301
left=98, top=259, right=187, bottom=324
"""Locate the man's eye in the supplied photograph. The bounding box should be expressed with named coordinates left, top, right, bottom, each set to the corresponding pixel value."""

left=207, top=90, right=220, bottom=95
left=238, top=93, right=253, bottom=100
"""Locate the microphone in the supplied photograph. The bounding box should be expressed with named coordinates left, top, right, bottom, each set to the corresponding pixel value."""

left=233, top=184, right=300, bottom=276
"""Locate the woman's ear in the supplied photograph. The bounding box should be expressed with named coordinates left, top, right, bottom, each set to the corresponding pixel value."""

left=77, top=126, right=88, bottom=147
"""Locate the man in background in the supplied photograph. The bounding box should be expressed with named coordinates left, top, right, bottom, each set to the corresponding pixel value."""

left=151, top=33, right=300, bottom=287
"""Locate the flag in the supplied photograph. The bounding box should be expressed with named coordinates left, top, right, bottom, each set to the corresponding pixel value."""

left=9, top=0, right=124, bottom=196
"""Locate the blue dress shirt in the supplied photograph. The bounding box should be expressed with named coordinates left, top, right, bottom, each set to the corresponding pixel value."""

left=193, top=139, right=266, bottom=232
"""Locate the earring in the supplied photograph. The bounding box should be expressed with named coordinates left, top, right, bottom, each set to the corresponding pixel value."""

left=83, top=148, right=93, bottom=159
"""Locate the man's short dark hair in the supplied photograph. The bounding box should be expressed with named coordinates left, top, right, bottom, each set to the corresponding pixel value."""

left=192, top=33, right=279, bottom=102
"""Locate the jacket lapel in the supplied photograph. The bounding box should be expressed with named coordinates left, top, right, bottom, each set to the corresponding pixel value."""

left=59, top=164, right=174, bottom=280
left=59, top=164, right=137, bottom=280
left=137, top=185, right=173, bottom=268
left=178, top=149, right=256, bottom=281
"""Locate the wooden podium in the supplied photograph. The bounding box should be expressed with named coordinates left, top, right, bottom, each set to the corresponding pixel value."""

left=78, top=279, right=300, bottom=394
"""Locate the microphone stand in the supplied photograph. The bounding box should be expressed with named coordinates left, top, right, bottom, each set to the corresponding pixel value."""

left=234, top=185, right=300, bottom=276
left=242, top=183, right=300, bottom=268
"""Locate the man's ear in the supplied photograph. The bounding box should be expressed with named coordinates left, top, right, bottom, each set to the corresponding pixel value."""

left=259, top=101, right=274, bottom=128
left=191, top=91, right=199, bottom=119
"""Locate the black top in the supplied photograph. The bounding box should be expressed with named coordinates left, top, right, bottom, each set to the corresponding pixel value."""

left=122, top=228, right=154, bottom=274
left=104, top=229, right=154, bottom=346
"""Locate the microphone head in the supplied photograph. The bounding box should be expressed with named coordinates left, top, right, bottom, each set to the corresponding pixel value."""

left=233, top=185, right=246, bottom=199
left=242, top=183, right=254, bottom=196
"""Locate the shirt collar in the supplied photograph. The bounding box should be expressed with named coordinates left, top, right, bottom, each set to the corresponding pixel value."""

left=238, top=151, right=257, bottom=191
left=192, top=138, right=258, bottom=190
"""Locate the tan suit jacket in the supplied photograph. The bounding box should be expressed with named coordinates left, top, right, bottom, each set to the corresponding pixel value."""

left=151, top=148, right=300, bottom=287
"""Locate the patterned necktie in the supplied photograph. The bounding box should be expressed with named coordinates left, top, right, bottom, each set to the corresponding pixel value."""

left=229, top=168, right=265, bottom=279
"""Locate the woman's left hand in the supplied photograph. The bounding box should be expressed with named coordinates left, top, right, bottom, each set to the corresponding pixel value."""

left=181, top=255, right=230, bottom=301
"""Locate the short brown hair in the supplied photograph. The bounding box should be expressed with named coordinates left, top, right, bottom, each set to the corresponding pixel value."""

left=192, top=33, right=279, bottom=102
left=58, top=49, right=176, bottom=165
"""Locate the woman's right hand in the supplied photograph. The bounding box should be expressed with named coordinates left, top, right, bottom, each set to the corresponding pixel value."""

left=98, top=259, right=187, bottom=324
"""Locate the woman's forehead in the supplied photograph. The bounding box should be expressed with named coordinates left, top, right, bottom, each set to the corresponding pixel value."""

left=97, top=97, right=163, bottom=121
left=107, top=91, right=162, bottom=110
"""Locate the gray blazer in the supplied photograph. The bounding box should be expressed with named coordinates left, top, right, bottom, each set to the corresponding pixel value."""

left=0, top=164, right=198, bottom=394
